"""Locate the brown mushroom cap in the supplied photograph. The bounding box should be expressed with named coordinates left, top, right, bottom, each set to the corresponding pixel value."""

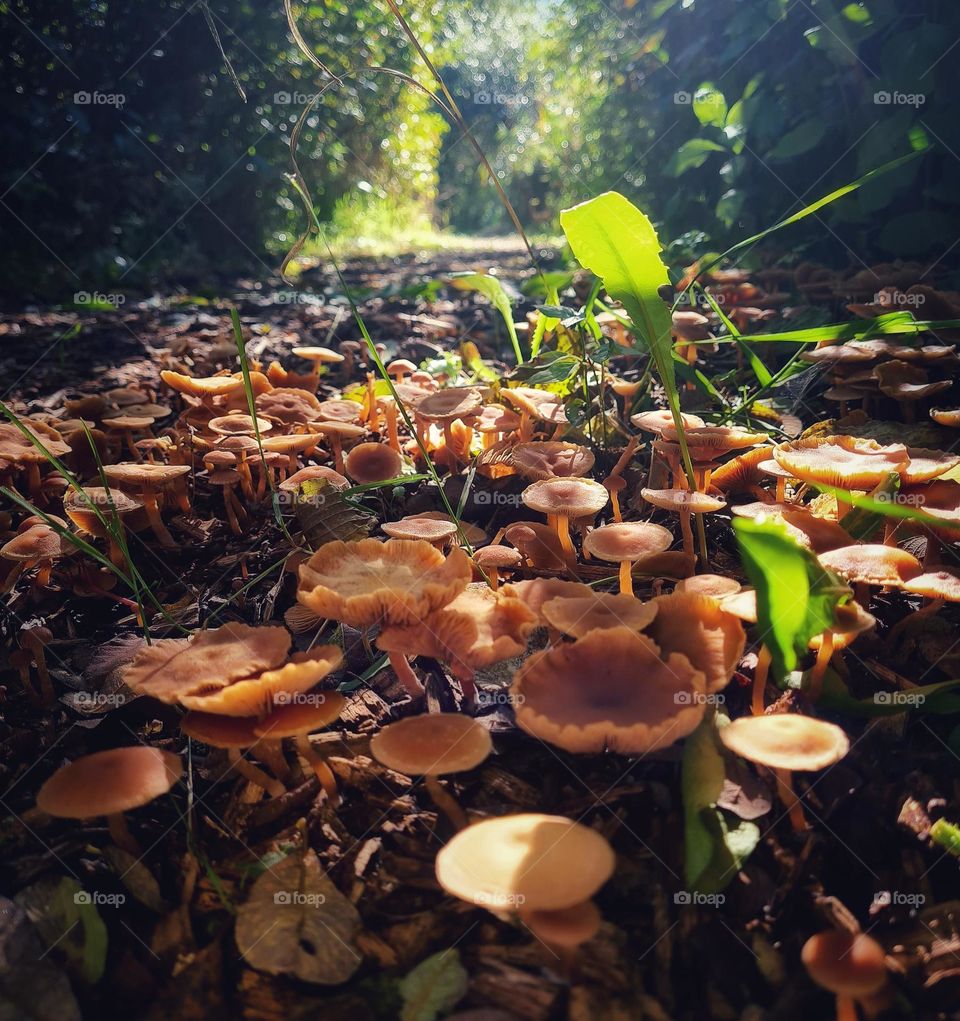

left=161, top=371, right=243, bottom=398
left=279, top=465, right=350, bottom=493
left=103, top=462, right=191, bottom=489
left=181, top=711, right=261, bottom=748
left=253, top=691, right=347, bottom=738
left=719, top=715, right=849, bottom=771
left=799, top=345, right=876, bottom=366
left=1, top=524, right=69, bottom=562
left=0, top=420, right=72, bottom=464
left=63, top=487, right=144, bottom=536
left=293, top=345, right=344, bottom=364
left=208, top=414, right=274, bottom=437
left=180, top=646, right=343, bottom=716
left=582, top=521, right=673, bottom=563
left=640, top=488, right=726, bottom=514
left=510, top=442, right=595, bottom=481
left=297, top=538, right=471, bottom=627
left=773, top=436, right=908, bottom=490
left=875, top=360, right=951, bottom=401
left=502, top=521, right=571, bottom=572
left=903, top=568, right=960, bottom=602
left=522, top=477, right=609, bottom=519
left=661, top=424, right=769, bottom=454
left=386, top=358, right=418, bottom=377
left=676, top=574, right=741, bottom=598
left=818, top=544, right=921, bottom=587
left=645, top=590, right=746, bottom=693
left=435, top=813, right=615, bottom=912
left=370, top=713, right=492, bottom=776
left=382, top=515, right=458, bottom=544
left=121, top=622, right=292, bottom=703
left=898, top=448, right=960, bottom=485
left=542, top=592, right=657, bottom=638
left=512, top=627, right=706, bottom=754
left=261, top=433, right=320, bottom=455
left=474, top=404, right=521, bottom=434
left=710, top=447, right=776, bottom=494
left=801, top=930, right=888, bottom=998
left=417, top=387, right=484, bottom=422
left=37, top=747, right=182, bottom=817
left=473, top=545, right=524, bottom=571
left=730, top=502, right=853, bottom=554
left=521, top=900, right=602, bottom=949
left=315, top=399, right=363, bottom=424
left=631, top=410, right=705, bottom=434
left=502, top=578, right=594, bottom=622
left=345, top=442, right=403, bottom=483
left=255, top=387, right=322, bottom=425
left=931, top=408, right=960, bottom=428
left=407, top=512, right=487, bottom=547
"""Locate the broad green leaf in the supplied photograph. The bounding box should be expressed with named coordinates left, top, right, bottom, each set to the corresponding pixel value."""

left=665, top=138, right=726, bottom=176
left=733, top=517, right=851, bottom=680
left=399, top=949, right=469, bottom=1021
left=693, top=83, right=727, bottom=127
left=713, top=312, right=960, bottom=344
left=930, top=818, right=960, bottom=856
left=560, top=192, right=695, bottom=488
left=820, top=673, right=960, bottom=717
left=448, top=272, right=522, bottom=364
left=769, top=119, right=827, bottom=160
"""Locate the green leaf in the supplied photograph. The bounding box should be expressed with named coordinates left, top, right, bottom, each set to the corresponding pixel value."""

left=399, top=949, right=469, bottom=1021
left=769, top=119, right=827, bottom=160
left=930, top=818, right=960, bottom=856
left=448, top=272, right=522, bottom=364
left=665, top=138, right=726, bottom=176
left=820, top=672, right=960, bottom=717
left=733, top=517, right=851, bottom=680
left=693, top=83, right=727, bottom=127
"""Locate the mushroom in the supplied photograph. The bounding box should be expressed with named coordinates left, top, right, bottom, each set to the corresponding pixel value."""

left=255, top=386, right=322, bottom=427
left=415, top=387, right=484, bottom=466
left=253, top=692, right=347, bottom=799
left=630, top=410, right=705, bottom=435
left=315, top=399, right=363, bottom=425
left=472, top=545, right=523, bottom=590
left=207, top=467, right=246, bottom=534
left=207, top=414, right=274, bottom=438
left=261, top=432, right=322, bottom=474
left=381, top=515, right=458, bottom=548
left=0, top=420, right=71, bottom=499
left=370, top=713, right=492, bottom=829
left=279, top=464, right=350, bottom=498
left=718, top=714, right=849, bottom=832
left=160, top=371, right=244, bottom=405
left=806, top=601, right=875, bottom=701
left=36, top=746, right=182, bottom=854
left=802, top=930, right=891, bottom=1021
left=181, top=712, right=285, bottom=797
left=1, top=523, right=73, bottom=591
left=818, top=544, right=921, bottom=607
left=435, top=813, right=615, bottom=938
left=509, top=442, right=595, bottom=481
left=582, top=521, right=673, bottom=595
left=19, top=624, right=54, bottom=705
left=292, top=346, right=345, bottom=390
left=386, top=358, right=418, bottom=383
left=511, top=627, right=706, bottom=753
left=541, top=591, right=657, bottom=639
left=641, top=488, right=726, bottom=561
left=474, top=404, right=521, bottom=448
left=63, top=487, right=146, bottom=569
left=102, top=463, right=191, bottom=547
left=521, top=477, right=609, bottom=560
left=312, top=422, right=365, bottom=475
left=344, top=442, right=403, bottom=484
left=502, top=521, right=574, bottom=572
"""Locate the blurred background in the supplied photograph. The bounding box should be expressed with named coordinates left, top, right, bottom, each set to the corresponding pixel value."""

left=2, top=0, right=959, bottom=299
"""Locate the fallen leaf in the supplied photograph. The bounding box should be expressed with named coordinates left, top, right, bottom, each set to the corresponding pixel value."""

left=400, top=949, right=469, bottom=1021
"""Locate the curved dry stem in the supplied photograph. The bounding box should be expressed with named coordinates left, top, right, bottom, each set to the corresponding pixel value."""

left=295, top=735, right=339, bottom=801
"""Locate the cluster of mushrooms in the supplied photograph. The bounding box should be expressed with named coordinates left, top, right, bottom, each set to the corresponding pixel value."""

left=11, top=311, right=959, bottom=1012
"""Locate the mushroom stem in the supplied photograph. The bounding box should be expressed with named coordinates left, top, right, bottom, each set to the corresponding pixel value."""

left=486, top=567, right=499, bottom=591
left=330, top=437, right=345, bottom=475
left=442, top=422, right=459, bottom=468
left=679, top=509, right=694, bottom=559
left=774, top=768, right=806, bottom=832
left=255, top=740, right=290, bottom=783
left=618, top=560, right=634, bottom=596
left=609, top=488, right=622, bottom=522
left=555, top=515, right=575, bottom=557
left=807, top=631, right=834, bottom=702
left=107, top=812, right=141, bottom=855
left=140, top=485, right=176, bottom=547
left=836, top=994, right=857, bottom=1021
left=388, top=651, right=425, bottom=699
left=751, top=645, right=771, bottom=716
left=226, top=748, right=285, bottom=797
left=854, top=582, right=871, bottom=608
left=424, top=775, right=469, bottom=831
left=295, top=735, right=339, bottom=801
left=776, top=477, right=786, bottom=502
left=384, top=403, right=400, bottom=453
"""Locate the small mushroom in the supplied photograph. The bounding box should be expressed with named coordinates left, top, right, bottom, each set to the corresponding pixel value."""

left=472, top=545, right=523, bottom=590
left=521, top=477, right=609, bottom=559
left=802, top=929, right=891, bottom=1021
left=181, top=712, right=285, bottom=797
left=370, top=714, right=492, bottom=830
left=382, top=515, right=458, bottom=548
left=719, top=714, right=849, bottom=832
left=312, top=421, right=365, bottom=475
left=582, top=521, right=673, bottom=595
left=102, top=462, right=191, bottom=547
left=345, top=442, right=403, bottom=484
left=36, top=746, right=182, bottom=854
left=641, top=488, right=725, bottom=561
left=818, top=544, right=921, bottom=607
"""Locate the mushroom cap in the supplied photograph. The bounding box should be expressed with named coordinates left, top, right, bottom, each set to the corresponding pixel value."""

left=255, top=387, right=322, bottom=425
left=757, top=459, right=794, bottom=481
left=931, top=408, right=960, bottom=428
left=542, top=592, right=658, bottom=638
left=179, top=646, right=343, bottom=716
left=261, top=433, right=321, bottom=455
left=730, top=502, right=853, bottom=554
left=903, top=568, right=960, bottom=602
left=773, top=436, right=908, bottom=490
left=370, top=713, right=492, bottom=776
left=435, top=813, right=615, bottom=911
left=382, top=515, right=458, bottom=544
left=875, top=359, right=951, bottom=401
left=510, top=442, right=595, bottom=481
left=279, top=465, right=350, bottom=493
left=253, top=691, right=347, bottom=738
left=645, top=590, right=746, bottom=693
left=522, top=477, right=609, bottom=519
left=312, top=421, right=365, bottom=442
left=160, top=371, right=243, bottom=398
left=208, top=414, right=274, bottom=437
left=181, top=711, right=261, bottom=748
left=502, top=521, right=571, bottom=572
left=416, top=387, right=483, bottom=422
left=641, top=488, right=726, bottom=514
left=315, top=399, right=363, bottom=424
left=102, top=415, right=155, bottom=431
left=582, top=521, right=673, bottom=563
left=521, top=901, right=602, bottom=949
left=474, top=404, right=521, bottom=434
left=710, top=447, right=776, bottom=494
left=900, top=480, right=960, bottom=533
left=818, top=544, right=921, bottom=587
left=0, top=420, right=71, bottom=463
left=345, top=442, right=403, bottom=483
left=800, top=345, right=876, bottom=366
left=376, top=584, right=536, bottom=675
left=121, top=622, right=292, bottom=703
left=502, top=577, right=594, bottom=622
left=719, top=714, right=849, bottom=771
left=676, top=574, right=741, bottom=598
left=410, top=513, right=487, bottom=546
left=1, top=524, right=68, bottom=562
left=103, top=462, right=191, bottom=488
left=661, top=425, right=768, bottom=454
left=898, top=448, right=960, bottom=485
left=473, top=545, right=524, bottom=571
left=386, top=358, right=418, bottom=375
left=801, top=930, right=888, bottom=997
left=293, top=345, right=344, bottom=364
left=297, top=538, right=471, bottom=627
left=37, top=747, right=181, bottom=818
left=810, top=601, right=875, bottom=650
left=512, top=628, right=706, bottom=754
left=631, top=410, right=705, bottom=434
left=63, top=487, right=144, bottom=536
